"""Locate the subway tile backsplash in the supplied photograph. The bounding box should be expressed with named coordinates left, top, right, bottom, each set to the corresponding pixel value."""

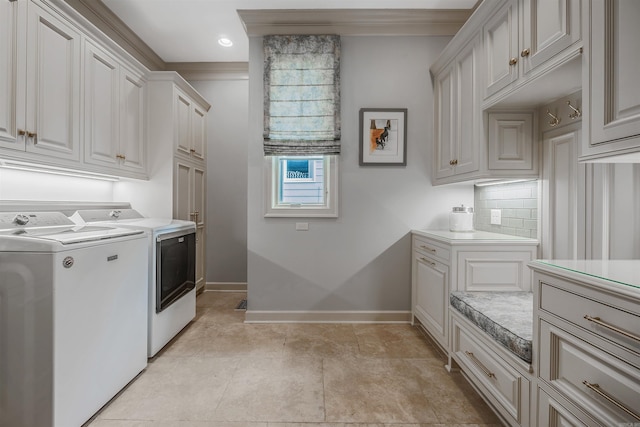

left=474, top=180, right=539, bottom=239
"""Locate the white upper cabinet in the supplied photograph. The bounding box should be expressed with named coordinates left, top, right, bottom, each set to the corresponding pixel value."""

left=175, top=88, right=206, bottom=163
left=0, top=0, right=81, bottom=162
left=433, top=37, right=481, bottom=182
left=488, top=112, right=536, bottom=172
left=1, top=0, right=150, bottom=177
left=520, top=0, right=582, bottom=74
left=118, top=67, right=146, bottom=173
left=25, top=0, right=81, bottom=162
left=83, top=41, right=119, bottom=169
left=0, top=0, right=21, bottom=150
left=483, top=0, right=582, bottom=104
left=581, top=0, right=640, bottom=161
left=483, top=1, right=519, bottom=98
left=84, top=40, right=146, bottom=177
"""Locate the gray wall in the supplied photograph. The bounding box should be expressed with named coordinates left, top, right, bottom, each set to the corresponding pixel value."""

left=190, top=79, right=249, bottom=284
left=247, top=35, right=475, bottom=312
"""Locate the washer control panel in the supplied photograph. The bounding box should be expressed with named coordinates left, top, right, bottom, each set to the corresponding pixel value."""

left=0, top=212, right=74, bottom=229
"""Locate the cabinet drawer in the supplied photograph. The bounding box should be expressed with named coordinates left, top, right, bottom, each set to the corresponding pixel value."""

left=540, top=282, right=640, bottom=356
left=452, top=317, right=529, bottom=424
left=536, top=387, right=599, bottom=427
left=539, top=320, right=640, bottom=425
left=412, top=236, right=450, bottom=263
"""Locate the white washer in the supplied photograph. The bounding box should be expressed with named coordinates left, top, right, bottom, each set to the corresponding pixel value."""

left=0, top=211, right=148, bottom=427
left=70, top=209, right=196, bottom=357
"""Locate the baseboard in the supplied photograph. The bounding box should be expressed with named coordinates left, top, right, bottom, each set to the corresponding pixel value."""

left=244, top=310, right=412, bottom=324
left=205, top=282, right=247, bottom=292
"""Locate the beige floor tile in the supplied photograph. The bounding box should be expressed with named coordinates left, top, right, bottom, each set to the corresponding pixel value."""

left=89, top=422, right=267, bottom=427
left=213, top=357, right=325, bottom=422
left=89, top=291, right=503, bottom=427
left=283, top=324, right=360, bottom=358
left=97, top=357, right=238, bottom=422
left=352, top=324, right=437, bottom=359
left=323, top=357, right=439, bottom=423
left=193, top=323, right=288, bottom=358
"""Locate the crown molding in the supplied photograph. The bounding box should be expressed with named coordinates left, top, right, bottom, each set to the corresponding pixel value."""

left=166, top=62, right=250, bottom=81
left=238, top=9, right=473, bottom=37
left=63, top=0, right=166, bottom=71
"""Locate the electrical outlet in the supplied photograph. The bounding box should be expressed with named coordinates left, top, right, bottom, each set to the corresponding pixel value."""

left=295, top=222, right=309, bottom=231
left=490, top=209, right=502, bottom=225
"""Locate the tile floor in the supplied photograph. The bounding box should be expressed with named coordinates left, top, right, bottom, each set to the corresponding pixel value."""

left=87, top=291, right=502, bottom=427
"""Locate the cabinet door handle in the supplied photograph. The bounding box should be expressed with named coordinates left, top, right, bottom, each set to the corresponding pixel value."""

left=27, top=131, right=37, bottom=144
left=582, top=381, right=640, bottom=420
left=520, top=48, right=530, bottom=57
left=464, top=351, right=495, bottom=378
left=420, top=257, right=436, bottom=267
left=18, top=129, right=26, bottom=136
left=583, top=315, right=640, bottom=342
left=509, top=57, right=518, bottom=66
left=420, top=245, right=436, bottom=253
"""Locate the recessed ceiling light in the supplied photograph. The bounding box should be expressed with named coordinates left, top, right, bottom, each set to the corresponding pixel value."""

left=218, top=38, right=233, bottom=47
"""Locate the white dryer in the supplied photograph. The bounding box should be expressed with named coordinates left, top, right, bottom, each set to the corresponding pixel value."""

left=70, top=209, right=196, bottom=357
left=0, top=211, right=148, bottom=427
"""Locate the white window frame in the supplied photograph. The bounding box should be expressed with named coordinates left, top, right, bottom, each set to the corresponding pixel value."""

left=264, top=155, right=338, bottom=218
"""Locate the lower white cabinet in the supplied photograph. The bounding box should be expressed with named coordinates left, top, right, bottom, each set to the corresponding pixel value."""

left=530, top=260, right=640, bottom=426
left=450, top=312, right=531, bottom=427
left=413, top=245, right=449, bottom=349
left=411, top=230, right=538, bottom=352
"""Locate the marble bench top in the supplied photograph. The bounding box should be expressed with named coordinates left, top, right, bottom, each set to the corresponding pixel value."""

left=450, top=291, right=533, bottom=364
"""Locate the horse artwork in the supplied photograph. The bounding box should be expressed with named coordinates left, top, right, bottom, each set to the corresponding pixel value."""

left=360, top=108, right=407, bottom=166
left=369, top=119, right=394, bottom=153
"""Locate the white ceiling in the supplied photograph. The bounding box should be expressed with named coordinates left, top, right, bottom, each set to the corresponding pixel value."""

left=101, top=0, right=478, bottom=63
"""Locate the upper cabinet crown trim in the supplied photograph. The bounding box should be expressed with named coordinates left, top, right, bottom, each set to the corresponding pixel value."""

left=238, top=9, right=474, bottom=37
left=58, top=0, right=165, bottom=71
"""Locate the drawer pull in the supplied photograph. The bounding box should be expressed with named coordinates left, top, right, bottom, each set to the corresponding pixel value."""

left=583, top=315, right=640, bottom=343
left=582, top=380, right=640, bottom=421
left=420, top=257, right=436, bottom=267
left=419, top=245, right=436, bottom=253
left=464, top=351, right=495, bottom=379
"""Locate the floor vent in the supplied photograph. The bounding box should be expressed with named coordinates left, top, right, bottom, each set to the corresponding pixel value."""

left=235, top=299, right=247, bottom=311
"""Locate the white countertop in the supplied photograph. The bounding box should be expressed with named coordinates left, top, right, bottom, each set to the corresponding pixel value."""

left=412, top=229, right=538, bottom=245
left=529, top=259, right=640, bottom=297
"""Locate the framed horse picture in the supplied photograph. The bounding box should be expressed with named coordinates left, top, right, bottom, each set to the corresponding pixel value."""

left=359, top=108, right=407, bottom=166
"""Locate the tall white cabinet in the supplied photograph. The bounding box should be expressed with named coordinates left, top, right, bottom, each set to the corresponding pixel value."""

left=145, top=72, right=211, bottom=291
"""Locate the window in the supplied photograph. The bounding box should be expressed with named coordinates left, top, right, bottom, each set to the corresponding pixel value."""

left=282, top=158, right=315, bottom=182
left=265, top=155, right=338, bottom=217
left=263, top=35, right=341, bottom=218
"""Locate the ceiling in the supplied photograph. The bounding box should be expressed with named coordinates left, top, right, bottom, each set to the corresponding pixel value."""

left=99, top=0, right=479, bottom=63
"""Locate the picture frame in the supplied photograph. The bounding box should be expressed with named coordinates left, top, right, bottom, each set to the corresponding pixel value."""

left=359, top=108, right=407, bottom=166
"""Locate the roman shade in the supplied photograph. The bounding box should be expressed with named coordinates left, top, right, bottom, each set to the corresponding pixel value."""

left=263, top=35, right=341, bottom=155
